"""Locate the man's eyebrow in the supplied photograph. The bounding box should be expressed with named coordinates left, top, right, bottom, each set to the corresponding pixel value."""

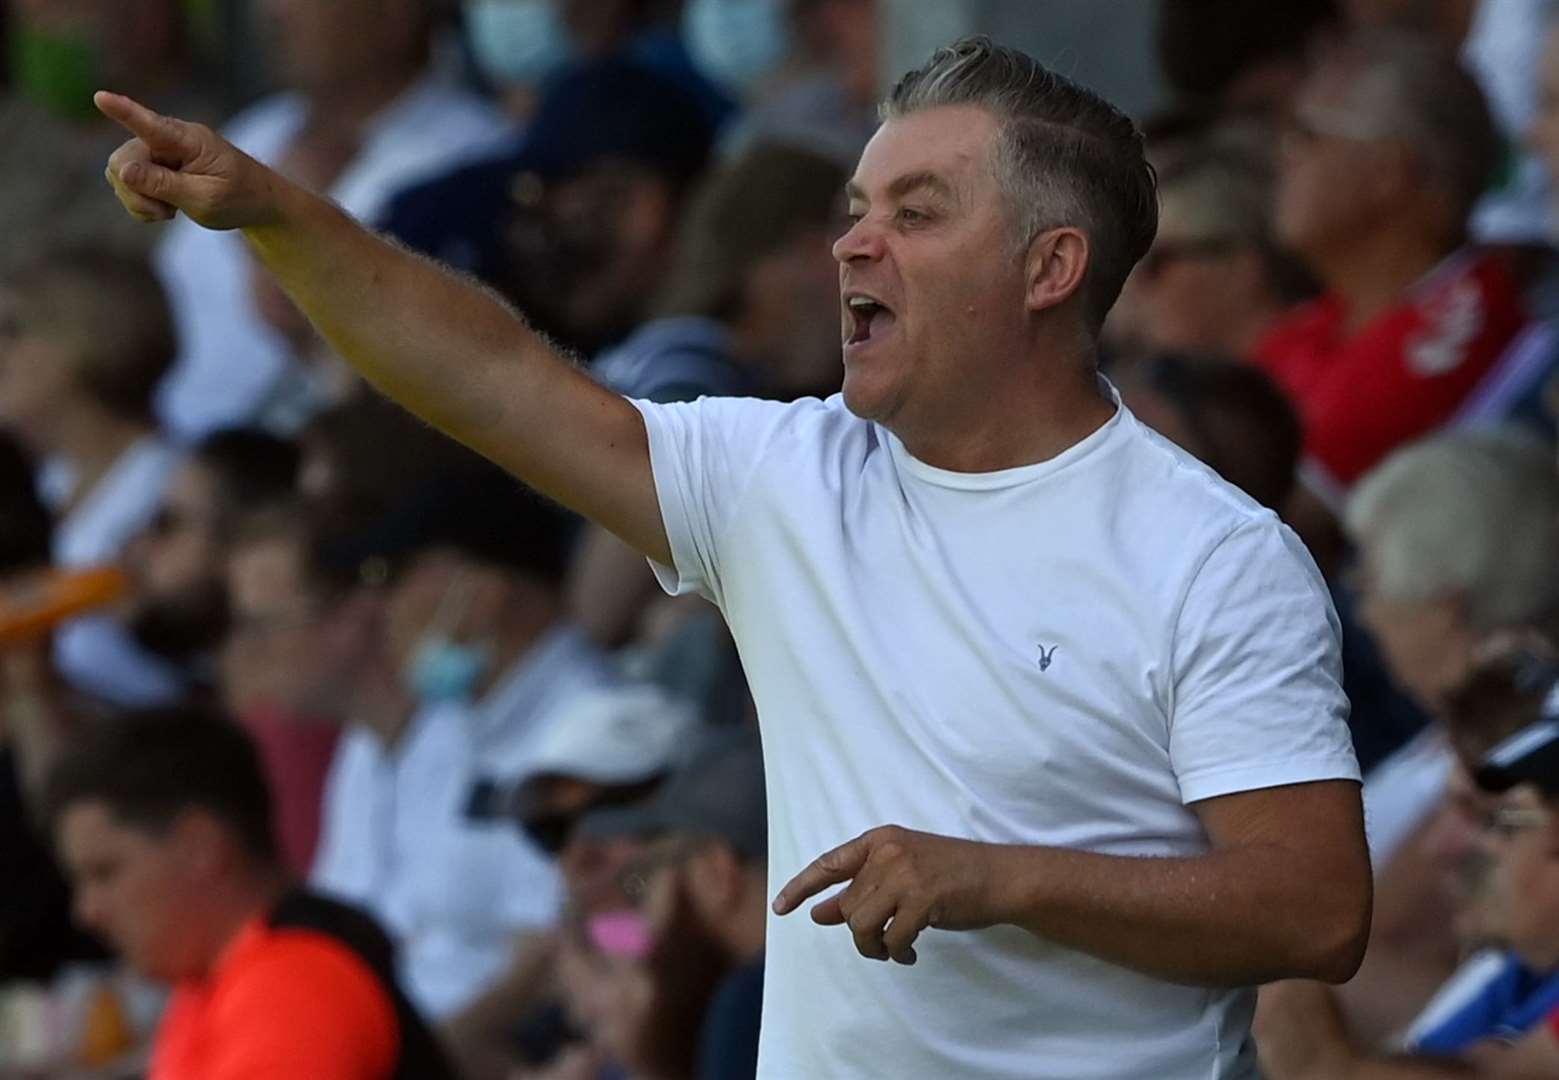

left=844, top=171, right=958, bottom=205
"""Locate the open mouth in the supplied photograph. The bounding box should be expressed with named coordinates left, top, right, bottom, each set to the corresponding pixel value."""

left=846, top=295, right=896, bottom=347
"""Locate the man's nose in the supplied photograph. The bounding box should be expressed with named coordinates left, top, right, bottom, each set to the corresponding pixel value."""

left=833, top=216, right=884, bottom=265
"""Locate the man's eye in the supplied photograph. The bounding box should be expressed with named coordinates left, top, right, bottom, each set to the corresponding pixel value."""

left=897, top=207, right=929, bottom=225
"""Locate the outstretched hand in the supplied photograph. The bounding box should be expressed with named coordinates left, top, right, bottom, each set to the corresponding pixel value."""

left=96, top=91, right=281, bottom=231
left=773, top=825, right=1010, bottom=966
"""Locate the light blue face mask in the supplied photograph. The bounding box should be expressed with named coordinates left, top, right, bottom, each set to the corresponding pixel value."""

left=406, top=636, right=494, bottom=705
left=682, top=0, right=791, bottom=97
left=463, top=0, right=576, bottom=88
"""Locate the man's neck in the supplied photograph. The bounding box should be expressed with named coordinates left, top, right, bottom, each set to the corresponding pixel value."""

left=1314, top=228, right=1456, bottom=335
left=305, top=67, right=422, bottom=140
left=894, top=345, right=1117, bottom=474
left=190, top=868, right=293, bottom=981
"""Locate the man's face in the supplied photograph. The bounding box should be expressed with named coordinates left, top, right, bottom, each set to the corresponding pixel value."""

left=834, top=106, right=1031, bottom=432
left=1109, top=190, right=1260, bottom=355
left=1275, top=71, right=1397, bottom=266
left=222, top=535, right=338, bottom=715
left=1484, top=787, right=1559, bottom=970
left=1353, top=550, right=1475, bottom=714
left=57, top=802, right=204, bottom=982
left=130, top=461, right=223, bottom=600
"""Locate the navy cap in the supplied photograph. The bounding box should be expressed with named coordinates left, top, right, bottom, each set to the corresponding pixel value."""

left=578, top=726, right=767, bottom=860
left=513, top=57, right=717, bottom=186
left=1476, top=681, right=1559, bottom=796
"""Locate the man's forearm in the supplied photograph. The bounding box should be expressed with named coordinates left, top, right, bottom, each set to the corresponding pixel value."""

left=239, top=178, right=669, bottom=558
left=989, top=842, right=1369, bottom=986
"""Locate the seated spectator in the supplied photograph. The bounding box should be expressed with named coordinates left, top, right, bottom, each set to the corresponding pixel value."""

left=0, top=248, right=186, bottom=707
left=222, top=504, right=360, bottom=877
left=381, top=57, right=716, bottom=357
left=120, top=429, right=301, bottom=688
left=153, top=0, right=507, bottom=441
left=1254, top=30, right=1524, bottom=524
left=1343, top=0, right=1555, bottom=249
left=311, top=460, right=615, bottom=1020
left=571, top=141, right=845, bottom=647
left=1257, top=668, right=1559, bottom=1077
left=579, top=727, right=769, bottom=1080
left=441, top=683, right=697, bottom=1079
left=1107, top=145, right=1316, bottom=363
left=43, top=707, right=458, bottom=1079
left=1330, top=429, right=1559, bottom=1040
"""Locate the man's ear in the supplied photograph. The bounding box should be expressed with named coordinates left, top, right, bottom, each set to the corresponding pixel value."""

left=1025, top=227, right=1091, bottom=316
left=687, top=842, right=744, bottom=910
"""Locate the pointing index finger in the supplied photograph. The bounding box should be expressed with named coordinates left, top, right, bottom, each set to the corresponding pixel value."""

left=94, top=91, right=189, bottom=155
left=773, top=835, right=871, bottom=916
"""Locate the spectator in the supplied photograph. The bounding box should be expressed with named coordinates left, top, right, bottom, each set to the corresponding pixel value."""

left=0, top=248, right=186, bottom=707
left=1257, top=661, right=1559, bottom=1078
left=310, top=460, right=615, bottom=1019
left=581, top=728, right=769, bottom=1080
left=120, top=428, right=301, bottom=683
left=153, top=0, right=506, bottom=441
left=1107, top=144, right=1316, bottom=362
left=1343, top=0, right=1555, bottom=248
left=442, top=683, right=697, bottom=1079
left=381, top=57, right=716, bottom=356
left=1331, top=429, right=1559, bottom=1041
left=222, top=504, right=360, bottom=877
left=1254, top=29, right=1523, bottom=531
left=572, top=141, right=845, bottom=647
left=44, top=706, right=458, bottom=1078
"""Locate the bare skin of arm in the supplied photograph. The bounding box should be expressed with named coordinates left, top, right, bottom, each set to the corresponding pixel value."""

left=776, top=780, right=1373, bottom=986
left=95, top=92, right=671, bottom=565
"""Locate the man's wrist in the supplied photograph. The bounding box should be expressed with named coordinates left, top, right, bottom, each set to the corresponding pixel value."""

left=980, top=841, right=1056, bottom=929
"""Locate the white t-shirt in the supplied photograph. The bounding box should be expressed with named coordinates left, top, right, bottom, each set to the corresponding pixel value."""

left=635, top=391, right=1359, bottom=1080
left=311, top=627, right=612, bottom=1018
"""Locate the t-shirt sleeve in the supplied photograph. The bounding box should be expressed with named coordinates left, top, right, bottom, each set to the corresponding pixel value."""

left=1168, top=518, right=1360, bottom=805
left=630, top=396, right=794, bottom=607
left=205, top=934, right=399, bottom=1080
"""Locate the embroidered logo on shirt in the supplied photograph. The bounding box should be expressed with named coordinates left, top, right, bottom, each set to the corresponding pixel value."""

left=1037, top=644, right=1058, bottom=671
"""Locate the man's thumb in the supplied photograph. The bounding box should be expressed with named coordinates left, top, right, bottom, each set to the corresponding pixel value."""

left=122, top=160, right=181, bottom=201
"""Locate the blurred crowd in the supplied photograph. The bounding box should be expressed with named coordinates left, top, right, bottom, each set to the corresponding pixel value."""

left=3, top=0, right=1559, bottom=1077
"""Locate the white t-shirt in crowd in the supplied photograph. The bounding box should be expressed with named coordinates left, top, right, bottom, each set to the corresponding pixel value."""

left=634, top=389, right=1359, bottom=1080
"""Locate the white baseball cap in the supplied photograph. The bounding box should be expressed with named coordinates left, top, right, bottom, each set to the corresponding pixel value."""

left=519, top=683, right=699, bottom=787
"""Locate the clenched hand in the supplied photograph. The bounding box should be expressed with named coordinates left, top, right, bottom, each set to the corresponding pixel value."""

left=96, top=91, right=283, bottom=231
left=773, top=825, right=1012, bottom=966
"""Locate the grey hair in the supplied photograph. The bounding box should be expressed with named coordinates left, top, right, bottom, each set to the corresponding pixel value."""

left=881, top=36, right=1159, bottom=333
left=1326, top=29, right=1499, bottom=227
left=1344, top=429, right=1559, bottom=631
